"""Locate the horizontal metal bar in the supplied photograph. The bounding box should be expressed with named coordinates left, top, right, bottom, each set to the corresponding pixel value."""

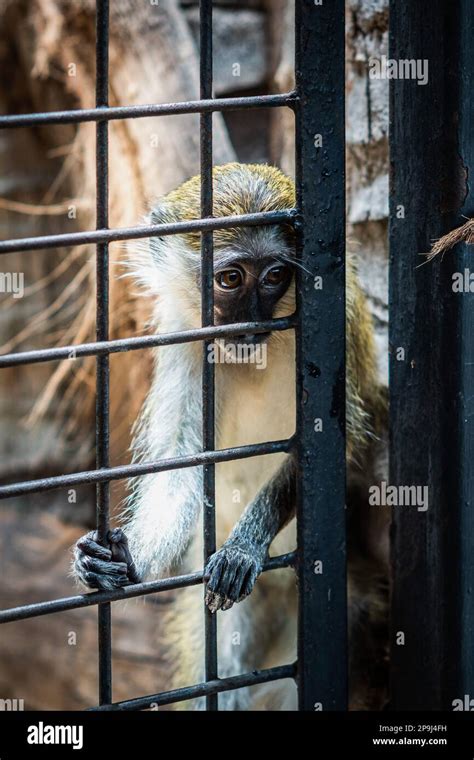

left=90, top=663, right=296, bottom=710
left=0, top=438, right=293, bottom=498
left=0, top=209, right=296, bottom=255
left=0, top=316, right=296, bottom=368
left=0, top=553, right=295, bottom=624
left=0, top=92, right=297, bottom=130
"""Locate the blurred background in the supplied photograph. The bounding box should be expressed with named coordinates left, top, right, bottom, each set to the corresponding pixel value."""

left=0, top=0, right=388, bottom=709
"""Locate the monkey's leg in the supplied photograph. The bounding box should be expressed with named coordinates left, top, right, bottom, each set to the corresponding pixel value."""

left=217, top=569, right=297, bottom=711
left=164, top=583, right=206, bottom=710
left=205, top=456, right=295, bottom=612
left=165, top=565, right=297, bottom=711
left=163, top=543, right=282, bottom=711
left=216, top=584, right=268, bottom=710
left=166, top=585, right=263, bottom=711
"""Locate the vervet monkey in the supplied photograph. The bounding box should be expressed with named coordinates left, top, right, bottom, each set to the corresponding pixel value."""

left=73, top=163, right=389, bottom=710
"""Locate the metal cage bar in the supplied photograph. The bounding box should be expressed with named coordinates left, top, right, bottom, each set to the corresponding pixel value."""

left=0, top=316, right=296, bottom=369
left=90, top=663, right=297, bottom=712
left=0, top=92, right=296, bottom=130
left=455, top=0, right=474, bottom=702
left=0, top=0, right=348, bottom=711
left=0, top=209, right=296, bottom=255
left=95, top=0, right=112, bottom=707
left=0, top=438, right=293, bottom=499
left=0, top=553, right=296, bottom=625
left=295, top=0, right=347, bottom=710
left=200, top=0, right=218, bottom=711
left=389, top=0, right=474, bottom=710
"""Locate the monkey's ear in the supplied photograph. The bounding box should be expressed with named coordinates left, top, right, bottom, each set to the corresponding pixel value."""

left=149, top=201, right=177, bottom=233
left=148, top=202, right=177, bottom=264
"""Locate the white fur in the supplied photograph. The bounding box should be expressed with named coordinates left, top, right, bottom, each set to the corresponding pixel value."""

left=122, top=341, right=204, bottom=577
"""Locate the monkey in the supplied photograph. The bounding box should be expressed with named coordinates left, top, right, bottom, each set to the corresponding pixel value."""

left=73, top=163, right=389, bottom=710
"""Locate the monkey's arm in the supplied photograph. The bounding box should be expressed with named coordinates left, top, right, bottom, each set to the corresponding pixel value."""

left=205, top=454, right=296, bottom=612
left=73, top=346, right=204, bottom=590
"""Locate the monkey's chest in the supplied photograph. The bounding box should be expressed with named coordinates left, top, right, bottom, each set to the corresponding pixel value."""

left=214, top=343, right=295, bottom=548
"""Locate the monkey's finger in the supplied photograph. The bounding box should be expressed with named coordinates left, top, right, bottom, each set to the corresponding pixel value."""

left=108, top=542, right=126, bottom=563
left=76, top=534, right=112, bottom=561
left=126, top=559, right=141, bottom=585
left=206, top=556, right=228, bottom=592
left=107, top=529, right=141, bottom=584
left=218, top=559, right=240, bottom=597
left=221, top=599, right=234, bottom=611
left=80, top=556, right=128, bottom=577
left=228, top=561, right=253, bottom=601
left=82, top=571, right=130, bottom=590
left=205, top=589, right=226, bottom=613
left=108, top=528, right=130, bottom=547
left=204, top=551, right=223, bottom=575
left=239, top=564, right=259, bottom=600
left=205, top=590, right=218, bottom=612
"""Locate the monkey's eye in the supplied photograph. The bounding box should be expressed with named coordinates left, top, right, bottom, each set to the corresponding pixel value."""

left=215, top=269, right=243, bottom=290
left=262, top=265, right=291, bottom=287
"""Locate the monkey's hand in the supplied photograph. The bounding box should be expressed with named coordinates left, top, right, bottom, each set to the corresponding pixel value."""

left=73, top=528, right=141, bottom=591
left=204, top=541, right=264, bottom=613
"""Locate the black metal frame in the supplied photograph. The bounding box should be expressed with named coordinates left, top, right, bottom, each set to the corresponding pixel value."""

left=389, top=0, right=474, bottom=710
left=0, top=0, right=347, bottom=711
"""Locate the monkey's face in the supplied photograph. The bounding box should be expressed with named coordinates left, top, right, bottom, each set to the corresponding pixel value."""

left=213, top=255, right=294, bottom=348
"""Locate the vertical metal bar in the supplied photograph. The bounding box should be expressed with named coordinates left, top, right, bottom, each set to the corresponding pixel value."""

left=199, top=0, right=218, bottom=711
left=294, top=0, right=347, bottom=710
left=456, top=0, right=474, bottom=702
left=389, top=0, right=474, bottom=709
left=95, top=0, right=112, bottom=706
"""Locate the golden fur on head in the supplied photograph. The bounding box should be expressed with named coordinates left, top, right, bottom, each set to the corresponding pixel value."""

left=132, top=163, right=298, bottom=332
left=150, top=162, right=296, bottom=253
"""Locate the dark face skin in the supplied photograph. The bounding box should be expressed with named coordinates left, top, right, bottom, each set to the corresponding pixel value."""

left=212, top=256, right=293, bottom=345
